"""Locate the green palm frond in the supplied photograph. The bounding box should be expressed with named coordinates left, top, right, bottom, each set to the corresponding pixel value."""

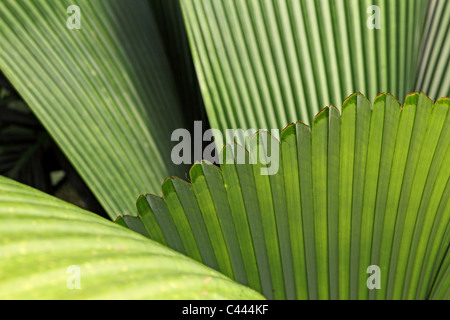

left=121, top=93, right=450, bottom=300
left=0, top=0, right=187, bottom=218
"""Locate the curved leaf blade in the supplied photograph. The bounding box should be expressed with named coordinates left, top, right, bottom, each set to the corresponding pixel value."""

left=180, top=0, right=436, bottom=149
left=0, top=0, right=187, bottom=218
left=0, top=175, right=264, bottom=300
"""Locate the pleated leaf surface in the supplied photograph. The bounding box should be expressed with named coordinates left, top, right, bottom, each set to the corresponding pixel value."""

left=179, top=0, right=450, bottom=151
left=0, top=175, right=263, bottom=300
left=122, top=93, right=450, bottom=300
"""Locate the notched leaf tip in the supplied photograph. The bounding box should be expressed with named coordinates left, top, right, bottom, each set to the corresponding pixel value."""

left=313, top=106, right=330, bottom=125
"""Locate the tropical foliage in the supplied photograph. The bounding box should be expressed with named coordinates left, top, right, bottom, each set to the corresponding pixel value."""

left=121, top=93, right=450, bottom=300
left=0, top=0, right=448, bottom=300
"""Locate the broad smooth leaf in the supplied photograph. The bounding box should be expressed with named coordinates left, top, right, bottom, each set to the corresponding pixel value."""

left=0, top=0, right=186, bottom=218
left=179, top=0, right=447, bottom=150
left=0, top=175, right=264, bottom=300
left=122, top=93, right=450, bottom=300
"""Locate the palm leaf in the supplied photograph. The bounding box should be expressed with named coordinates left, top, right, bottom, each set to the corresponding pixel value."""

left=179, top=0, right=445, bottom=151
left=415, top=0, right=450, bottom=99
left=121, top=93, right=450, bottom=300
left=0, top=175, right=263, bottom=299
left=0, top=0, right=187, bottom=218
left=149, top=0, right=206, bottom=124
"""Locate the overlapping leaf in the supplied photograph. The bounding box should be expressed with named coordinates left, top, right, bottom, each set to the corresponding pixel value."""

left=121, top=93, right=450, bottom=300
left=0, top=175, right=263, bottom=300
left=0, top=0, right=187, bottom=218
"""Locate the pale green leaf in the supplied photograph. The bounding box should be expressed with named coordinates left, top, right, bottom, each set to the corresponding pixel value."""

left=179, top=0, right=442, bottom=151
left=122, top=93, right=450, bottom=300
left=0, top=175, right=264, bottom=300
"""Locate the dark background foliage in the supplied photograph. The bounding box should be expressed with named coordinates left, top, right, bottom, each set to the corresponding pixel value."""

left=0, top=71, right=107, bottom=217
